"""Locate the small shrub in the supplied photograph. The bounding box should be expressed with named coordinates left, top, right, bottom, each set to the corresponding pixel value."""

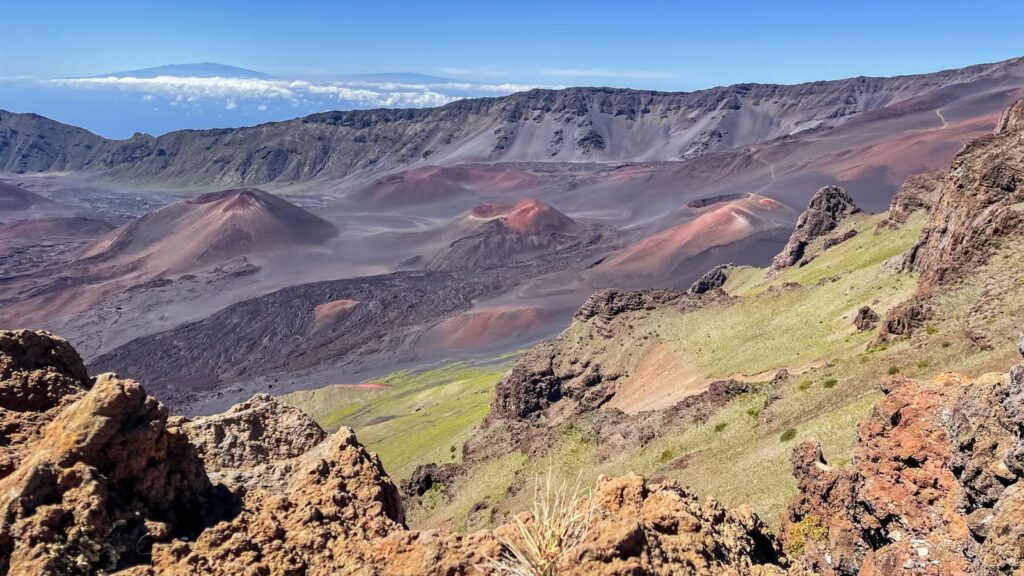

left=657, top=449, right=675, bottom=464
left=925, top=324, right=939, bottom=335
left=822, top=378, right=838, bottom=389
left=887, top=366, right=900, bottom=375
left=746, top=406, right=762, bottom=418
left=866, top=342, right=889, bottom=354
left=780, top=428, right=797, bottom=442
left=450, top=445, right=457, bottom=453
left=784, top=515, right=829, bottom=557
left=714, top=422, right=728, bottom=433
left=942, top=341, right=951, bottom=348
left=798, top=380, right=812, bottom=392
left=917, top=359, right=931, bottom=369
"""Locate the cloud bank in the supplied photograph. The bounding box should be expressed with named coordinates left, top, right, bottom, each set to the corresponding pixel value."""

left=48, top=75, right=543, bottom=109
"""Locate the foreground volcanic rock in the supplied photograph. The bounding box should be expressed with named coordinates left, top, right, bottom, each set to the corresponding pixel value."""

left=0, top=329, right=789, bottom=575
left=783, top=341, right=1024, bottom=575
left=769, top=185, right=861, bottom=273
left=10, top=321, right=1024, bottom=573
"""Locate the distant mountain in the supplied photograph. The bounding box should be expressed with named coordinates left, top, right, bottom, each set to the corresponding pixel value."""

left=86, top=63, right=272, bottom=79
left=3, top=56, right=1024, bottom=187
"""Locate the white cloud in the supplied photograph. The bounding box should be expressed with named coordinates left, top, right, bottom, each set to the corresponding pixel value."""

left=46, top=75, right=547, bottom=110
left=540, top=67, right=677, bottom=80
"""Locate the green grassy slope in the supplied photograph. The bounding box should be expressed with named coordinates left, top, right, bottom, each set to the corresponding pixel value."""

left=282, top=363, right=506, bottom=480
left=408, top=209, right=1024, bottom=531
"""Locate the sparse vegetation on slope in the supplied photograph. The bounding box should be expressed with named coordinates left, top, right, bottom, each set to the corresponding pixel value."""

left=283, top=362, right=506, bottom=480
left=410, top=194, right=1024, bottom=532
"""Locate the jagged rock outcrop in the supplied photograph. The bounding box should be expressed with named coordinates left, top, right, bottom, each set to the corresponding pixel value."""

left=784, top=375, right=974, bottom=575
left=688, top=264, right=730, bottom=295
left=181, top=393, right=328, bottom=492
left=878, top=171, right=944, bottom=229
left=0, top=330, right=91, bottom=478
left=401, top=462, right=459, bottom=498
left=821, top=228, right=858, bottom=251
left=574, top=288, right=688, bottom=338
left=784, top=332, right=1024, bottom=575
left=876, top=298, right=929, bottom=341
left=0, top=368, right=216, bottom=574
left=911, top=98, right=1024, bottom=287
left=553, top=474, right=786, bottom=575
left=853, top=306, right=880, bottom=331
left=769, top=185, right=861, bottom=273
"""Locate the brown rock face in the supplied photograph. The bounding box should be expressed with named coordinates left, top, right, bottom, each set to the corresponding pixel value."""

left=785, top=338, right=1024, bottom=575
left=769, top=185, right=861, bottom=273
left=0, top=374, right=214, bottom=575
left=912, top=98, right=1024, bottom=287
left=182, top=393, right=328, bottom=491
left=878, top=171, right=944, bottom=229
left=560, top=474, right=785, bottom=575
left=785, top=375, right=974, bottom=575
left=996, top=98, right=1024, bottom=134
left=0, top=330, right=91, bottom=479
left=144, top=428, right=407, bottom=575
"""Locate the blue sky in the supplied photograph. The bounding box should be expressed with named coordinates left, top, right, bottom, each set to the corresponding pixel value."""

left=4, top=0, right=1023, bottom=90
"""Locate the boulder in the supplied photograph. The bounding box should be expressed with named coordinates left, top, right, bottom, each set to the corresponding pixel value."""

left=688, top=264, right=730, bottom=295
left=853, top=306, right=880, bottom=331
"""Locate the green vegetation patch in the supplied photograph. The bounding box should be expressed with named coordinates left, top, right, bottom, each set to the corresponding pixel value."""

left=283, top=362, right=506, bottom=480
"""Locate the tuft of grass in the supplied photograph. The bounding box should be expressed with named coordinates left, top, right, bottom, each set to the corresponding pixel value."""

left=822, top=379, right=838, bottom=389
left=714, top=422, right=728, bottom=433
left=925, top=324, right=939, bottom=335
left=798, top=380, right=812, bottom=392
left=657, top=449, right=676, bottom=464
left=780, top=428, right=797, bottom=442
left=485, top=469, right=592, bottom=576
left=887, top=366, right=900, bottom=375
left=917, top=359, right=932, bottom=369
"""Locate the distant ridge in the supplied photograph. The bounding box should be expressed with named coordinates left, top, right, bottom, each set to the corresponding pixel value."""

left=82, top=62, right=272, bottom=79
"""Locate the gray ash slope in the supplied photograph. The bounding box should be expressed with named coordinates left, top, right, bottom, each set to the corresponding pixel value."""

left=3, top=57, right=1024, bottom=186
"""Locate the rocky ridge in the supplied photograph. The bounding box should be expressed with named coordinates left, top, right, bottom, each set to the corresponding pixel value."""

left=3, top=57, right=1024, bottom=185
left=911, top=98, right=1024, bottom=288
left=768, top=185, right=862, bottom=273
left=782, top=345, right=1024, bottom=575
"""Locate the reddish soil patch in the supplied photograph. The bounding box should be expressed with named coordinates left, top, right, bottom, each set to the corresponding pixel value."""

left=605, top=342, right=707, bottom=414
left=313, top=299, right=359, bottom=328
left=828, top=112, right=1000, bottom=182
left=437, top=306, right=547, bottom=349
